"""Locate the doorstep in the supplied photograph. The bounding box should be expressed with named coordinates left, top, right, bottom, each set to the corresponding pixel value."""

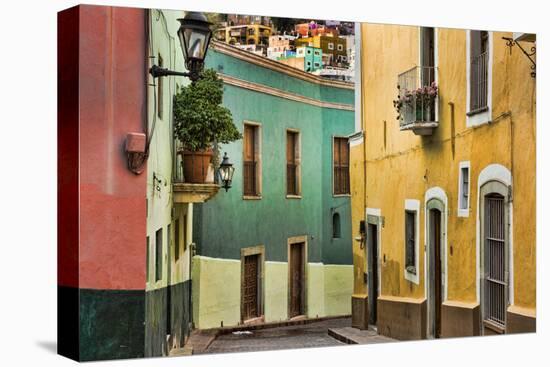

left=171, top=329, right=219, bottom=355
left=328, top=326, right=396, bottom=345
left=212, top=314, right=351, bottom=336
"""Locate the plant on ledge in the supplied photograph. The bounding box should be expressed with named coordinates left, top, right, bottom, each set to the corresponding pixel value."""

left=393, top=81, right=438, bottom=122
left=173, top=68, right=242, bottom=183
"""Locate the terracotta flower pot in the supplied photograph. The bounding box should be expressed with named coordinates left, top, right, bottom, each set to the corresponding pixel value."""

left=182, top=149, right=213, bottom=183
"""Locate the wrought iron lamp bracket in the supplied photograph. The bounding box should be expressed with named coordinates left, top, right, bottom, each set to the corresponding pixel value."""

left=149, top=64, right=201, bottom=82
left=502, top=37, right=536, bottom=78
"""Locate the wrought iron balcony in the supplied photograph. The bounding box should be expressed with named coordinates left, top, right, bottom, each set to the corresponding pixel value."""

left=395, top=66, right=439, bottom=135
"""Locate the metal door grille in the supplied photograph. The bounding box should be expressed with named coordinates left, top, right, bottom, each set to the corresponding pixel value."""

left=470, top=51, right=488, bottom=112
left=243, top=255, right=259, bottom=319
left=484, top=195, right=506, bottom=327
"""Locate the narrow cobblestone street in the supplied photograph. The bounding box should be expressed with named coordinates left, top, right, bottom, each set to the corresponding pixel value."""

left=199, top=317, right=394, bottom=354
left=203, top=318, right=348, bottom=354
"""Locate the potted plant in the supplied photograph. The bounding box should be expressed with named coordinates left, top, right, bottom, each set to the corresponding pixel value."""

left=393, top=81, right=438, bottom=122
left=173, top=68, right=242, bottom=183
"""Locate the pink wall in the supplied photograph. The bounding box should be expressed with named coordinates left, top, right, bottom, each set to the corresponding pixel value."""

left=60, top=5, right=147, bottom=290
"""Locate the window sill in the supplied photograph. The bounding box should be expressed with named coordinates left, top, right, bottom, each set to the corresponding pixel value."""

left=457, top=208, right=469, bottom=218
left=466, top=106, right=489, bottom=117
left=286, top=194, right=302, bottom=199
left=243, top=195, right=262, bottom=200
left=333, top=193, right=351, bottom=198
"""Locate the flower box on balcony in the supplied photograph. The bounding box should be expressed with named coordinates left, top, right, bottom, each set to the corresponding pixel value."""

left=394, top=66, right=439, bottom=136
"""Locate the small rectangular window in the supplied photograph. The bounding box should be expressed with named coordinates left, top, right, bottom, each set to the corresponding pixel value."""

left=183, top=215, right=188, bottom=251
left=405, top=211, right=416, bottom=274
left=167, top=222, right=172, bottom=265
left=155, top=228, right=163, bottom=282
left=146, top=236, right=150, bottom=281
left=157, top=54, right=163, bottom=119
left=286, top=131, right=300, bottom=196
left=175, top=219, right=180, bottom=261
left=333, top=137, right=350, bottom=195
left=460, top=166, right=470, bottom=210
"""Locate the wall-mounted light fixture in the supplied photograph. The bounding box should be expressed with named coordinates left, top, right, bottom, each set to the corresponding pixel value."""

left=218, top=152, right=235, bottom=192
left=149, top=12, right=212, bottom=82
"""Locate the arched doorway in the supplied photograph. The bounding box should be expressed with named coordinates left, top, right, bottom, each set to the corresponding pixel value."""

left=479, top=180, right=510, bottom=334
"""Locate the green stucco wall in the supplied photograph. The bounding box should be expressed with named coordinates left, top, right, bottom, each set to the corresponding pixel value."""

left=196, top=47, right=355, bottom=265
left=190, top=45, right=355, bottom=328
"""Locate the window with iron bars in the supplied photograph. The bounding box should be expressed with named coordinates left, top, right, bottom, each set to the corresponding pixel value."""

left=469, top=30, right=489, bottom=114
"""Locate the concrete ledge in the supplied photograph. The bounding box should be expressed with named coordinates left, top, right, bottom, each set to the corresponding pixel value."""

left=377, top=295, right=426, bottom=340
left=506, top=305, right=536, bottom=334
left=441, top=300, right=480, bottom=338
left=351, top=294, right=368, bottom=330
left=328, top=326, right=395, bottom=345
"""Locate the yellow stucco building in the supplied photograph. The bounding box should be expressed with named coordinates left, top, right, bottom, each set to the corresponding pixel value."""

left=350, top=24, right=536, bottom=339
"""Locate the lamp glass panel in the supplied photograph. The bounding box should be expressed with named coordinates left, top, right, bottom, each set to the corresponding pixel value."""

left=184, top=28, right=208, bottom=59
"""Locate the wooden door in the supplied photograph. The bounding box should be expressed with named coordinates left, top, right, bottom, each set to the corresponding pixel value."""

left=289, top=243, right=304, bottom=318
left=243, top=254, right=259, bottom=320
left=367, top=224, right=378, bottom=326
left=430, top=209, right=442, bottom=338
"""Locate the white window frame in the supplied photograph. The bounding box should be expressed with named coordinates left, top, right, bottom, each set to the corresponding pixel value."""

left=404, top=199, right=420, bottom=284
left=458, top=161, right=471, bottom=217
left=476, top=164, right=514, bottom=306
left=328, top=42, right=334, bottom=50
left=466, top=30, right=493, bottom=127
left=337, top=44, right=344, bottom=51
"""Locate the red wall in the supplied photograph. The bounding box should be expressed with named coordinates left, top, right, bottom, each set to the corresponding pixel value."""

left=58, top=6, right=80, bottom=288
left=59, top=5, right=147, bottom=290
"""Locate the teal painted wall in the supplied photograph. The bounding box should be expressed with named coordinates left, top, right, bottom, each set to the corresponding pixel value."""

left=194, top=47, right=354, bottom=265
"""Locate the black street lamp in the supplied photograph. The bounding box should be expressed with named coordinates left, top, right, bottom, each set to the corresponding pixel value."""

left=149, top=11, right=212, bottom=82
left=218, top=152, right=235, bottom=192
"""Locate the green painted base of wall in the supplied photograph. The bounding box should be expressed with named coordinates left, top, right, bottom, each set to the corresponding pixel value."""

left=192, top=256, right=352, bottom=329
left=145, top=281, right=193, bottom=357
left=78, top=288, right=145, bottom=361
left=145, top=287, right=167, bottom=357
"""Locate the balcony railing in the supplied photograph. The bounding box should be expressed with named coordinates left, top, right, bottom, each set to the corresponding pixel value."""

left=396, top=66, right=439, bottom=135
left=469, top=51, right=488, bottom=114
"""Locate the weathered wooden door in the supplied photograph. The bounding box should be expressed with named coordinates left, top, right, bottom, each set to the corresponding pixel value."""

left=367, top=223, right=378, bottom=326
left=431, top=209, right=442, bottom=338
left=289, top=243, right=305, bottom=318
left=243, top=254, right=259, bottom=320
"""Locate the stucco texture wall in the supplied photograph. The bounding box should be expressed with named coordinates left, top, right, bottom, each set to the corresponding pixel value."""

left=354, top=24, right=535, bottom=310
left=192, top=256, right=352, bottom=328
